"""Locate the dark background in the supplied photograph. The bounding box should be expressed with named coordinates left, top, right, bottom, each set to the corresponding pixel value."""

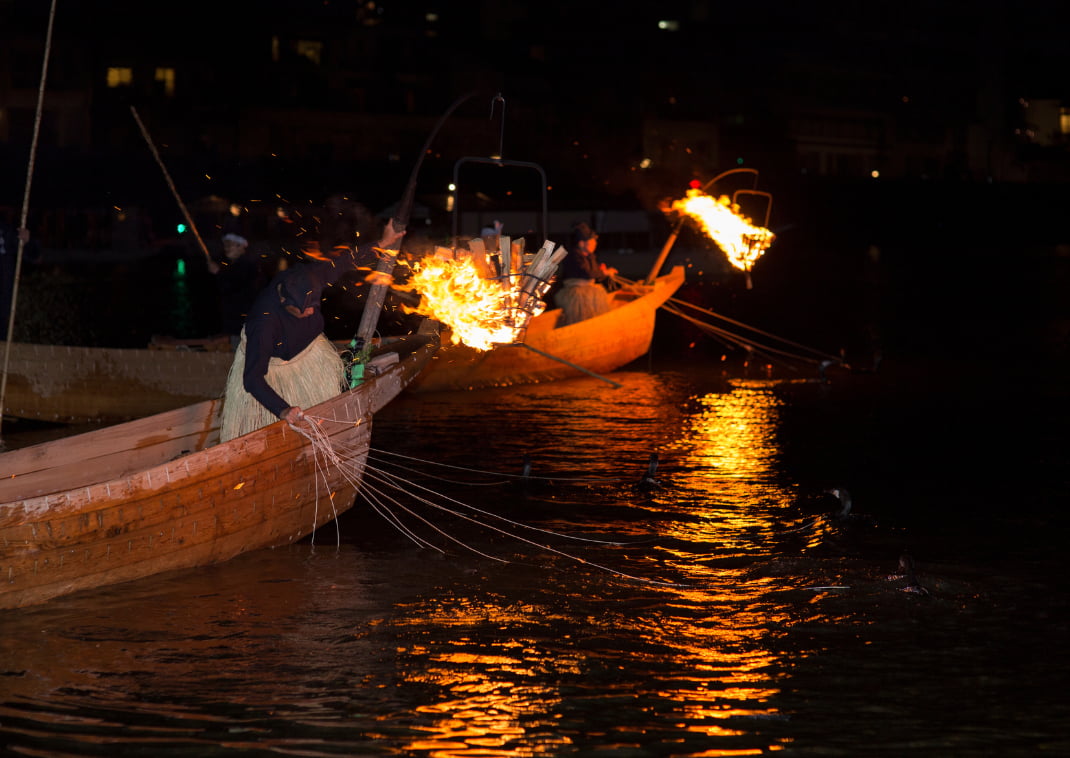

left=2, top=0, right=1068, bottom=372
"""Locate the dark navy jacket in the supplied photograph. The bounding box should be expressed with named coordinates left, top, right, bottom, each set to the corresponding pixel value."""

left=242, top=246, right=377, bottom=417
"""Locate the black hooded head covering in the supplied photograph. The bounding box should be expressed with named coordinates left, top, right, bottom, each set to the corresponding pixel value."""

left=277, top=264, right=323, bottom=311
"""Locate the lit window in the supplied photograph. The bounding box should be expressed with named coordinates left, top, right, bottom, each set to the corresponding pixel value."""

left=1060, top=108, right=1070, bottom=135
left=296, top=40, right=323, bottom=65
left=155, top=67, right=175, bottom=97
left=106, top=67, right=133, bottom=88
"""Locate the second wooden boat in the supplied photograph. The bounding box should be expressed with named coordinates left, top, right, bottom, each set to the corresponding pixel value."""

left=407, top=265, right=685, bottom=393
left=1, top=341, right=234, bottom=424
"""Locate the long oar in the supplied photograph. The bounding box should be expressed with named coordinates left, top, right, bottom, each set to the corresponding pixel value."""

left=512, top=343, right=622, bottom=388
left=0, top=0, right=57, bottom=448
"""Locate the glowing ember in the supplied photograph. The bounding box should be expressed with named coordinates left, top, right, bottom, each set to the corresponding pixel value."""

left=401, top=257, right=531, bottom=351
left=400, top=240, right=561, bottom=351
left=673, top=189, right=775, bottom=274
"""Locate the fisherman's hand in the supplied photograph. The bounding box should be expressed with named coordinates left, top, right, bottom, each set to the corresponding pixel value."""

left=281, top=406, right=305, bottom=426
left=377, top=219, right=406, bottom=250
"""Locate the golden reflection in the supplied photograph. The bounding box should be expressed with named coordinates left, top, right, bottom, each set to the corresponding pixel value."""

left=652, top=386, right=793, bottom=554
left=390, top=598, right=573, bottom=756
left=679, top=387, right=782, bottom=481
left=378, top=377, right=797, bottom=755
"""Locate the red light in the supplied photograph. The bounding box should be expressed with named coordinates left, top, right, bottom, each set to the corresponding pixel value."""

left=688, top=179, right=702, bottom=189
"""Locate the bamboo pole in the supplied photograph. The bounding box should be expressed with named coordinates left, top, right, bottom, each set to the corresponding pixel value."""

left=1, top=0, right=58, bottom=448
left=357, top=91, right=483, bottom=344
left=130, top=106, right=212, bottom=263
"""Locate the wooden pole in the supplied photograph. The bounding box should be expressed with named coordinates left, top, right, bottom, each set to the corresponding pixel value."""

left=357, top=91, right=482, bottom=344
left=644, top=216, right=684, bottom=285
left=514, top=343, right=622, bottom=388
left=1, top=0, right=58, bottom=448
left=130, top=106, right=212, bottom=263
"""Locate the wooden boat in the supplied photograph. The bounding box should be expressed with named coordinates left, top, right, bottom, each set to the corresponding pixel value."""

left=0, top=327, right=439, bottom=610
left=2, top=341, right=234, bottom=424
left=407, top=265, right=686, bottom=392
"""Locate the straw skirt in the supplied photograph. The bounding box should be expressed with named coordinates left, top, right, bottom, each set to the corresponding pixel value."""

left=220, top=330, right=345, bottom=442
left=554, top=278, right=611, bottom=327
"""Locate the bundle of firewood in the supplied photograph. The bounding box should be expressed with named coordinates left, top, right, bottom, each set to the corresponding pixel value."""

left=429, top=233, right=569, bottom=332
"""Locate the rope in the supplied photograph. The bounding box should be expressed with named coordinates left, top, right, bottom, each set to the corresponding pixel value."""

left=368, top=447, right=625, bottom=484
left=1, top=0, right=58, bottom=446
left=288, top=416, right=682, bottom=587
left=610, top=272, right=843, bottom=370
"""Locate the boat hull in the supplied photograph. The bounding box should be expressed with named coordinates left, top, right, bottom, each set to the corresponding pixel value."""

left=0, top=332, right=438, bottom=610
left=408, top=266, right=685, bottom=392
left=2, top=342, right=234, bottom=424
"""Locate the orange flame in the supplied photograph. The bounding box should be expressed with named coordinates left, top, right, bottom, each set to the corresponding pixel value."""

left=673, top=189, right=775, bottom=272
left=401, top=256, right=542, bottom=351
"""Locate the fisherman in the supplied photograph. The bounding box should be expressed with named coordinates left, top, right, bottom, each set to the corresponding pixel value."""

left=220, top=218, right=405, bottom=442
left=553, top=222, right=617, bottom=327
left=207, top=232, right=262, bottom=346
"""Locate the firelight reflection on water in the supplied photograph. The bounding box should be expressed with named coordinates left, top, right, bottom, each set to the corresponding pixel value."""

left=362, top=373, right=799, bottom=756
left=5, top=368, right=1058, bottom=756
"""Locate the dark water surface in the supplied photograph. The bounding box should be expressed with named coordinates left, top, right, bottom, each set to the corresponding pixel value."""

left=2, top=357, right=1068, bottom=756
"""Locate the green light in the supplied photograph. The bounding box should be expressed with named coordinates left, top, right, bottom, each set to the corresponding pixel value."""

left=736, top=157, right=744, bottom=165
left=177, top=223, right=187, bottom=233
left=176, top=259, right=186, bottom=276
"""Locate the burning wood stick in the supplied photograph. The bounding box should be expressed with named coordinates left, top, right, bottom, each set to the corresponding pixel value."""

left=466, top=237, right=496, bottom=279
left=499, top=235, right=512, bottom=281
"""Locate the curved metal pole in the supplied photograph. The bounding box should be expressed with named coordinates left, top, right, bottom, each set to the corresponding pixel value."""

left=450, top=156, right=549, bottom=244
left=645, top=168, right=764, bottom=285
left=701, top=167, right=759, bottom=194
left=357, top=90, right=486, bottom=344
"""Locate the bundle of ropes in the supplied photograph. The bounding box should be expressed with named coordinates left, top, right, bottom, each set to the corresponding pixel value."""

left=288, top=413, right=680, bottom=587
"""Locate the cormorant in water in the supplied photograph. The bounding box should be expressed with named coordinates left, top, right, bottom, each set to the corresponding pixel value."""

left=638, top=453, right=661, bottom=492
left=888, top=554, right=930, bottom=595
left=826, top=487, right=853, bottom=518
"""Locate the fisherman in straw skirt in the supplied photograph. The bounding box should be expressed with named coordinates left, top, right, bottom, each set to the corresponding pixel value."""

left=553, top=222, right=618, bottom=327
left=220, top=219, right=405, bottom=442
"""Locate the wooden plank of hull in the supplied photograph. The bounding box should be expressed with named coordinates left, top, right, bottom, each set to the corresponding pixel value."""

left=0, top=335, right=439, bottom=610
left=3, top=342, right=234, bottom=423
left=409, top=266, right=685, bottom=392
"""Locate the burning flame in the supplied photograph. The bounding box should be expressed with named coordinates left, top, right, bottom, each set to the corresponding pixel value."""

left=673, top=189, right=775, bottom=273
left=401, top=256, right=539, bottom=351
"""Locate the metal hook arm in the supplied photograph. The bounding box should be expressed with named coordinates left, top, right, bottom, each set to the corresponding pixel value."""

left=490, top=93, right=506, bottom=158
